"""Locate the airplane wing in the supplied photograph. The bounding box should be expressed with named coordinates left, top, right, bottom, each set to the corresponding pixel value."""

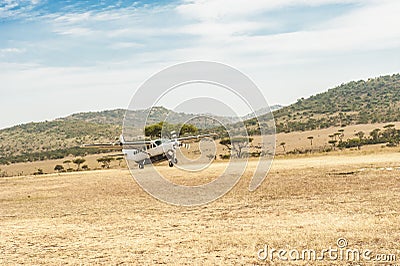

left=122, top=140, right=153, bottom=145
left=177, top=133, right=217, bottom=142
left=82, top=140, right=153, bottom=149
left=81, top=143, right=122, bottom=150
left=121, top=141, right=153, bottom=150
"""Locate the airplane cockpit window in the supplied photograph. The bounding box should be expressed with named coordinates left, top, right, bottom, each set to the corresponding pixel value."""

left=155, top=140, right=162, bottom=146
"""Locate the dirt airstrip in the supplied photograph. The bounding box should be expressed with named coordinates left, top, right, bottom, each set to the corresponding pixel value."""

left=1, top=152, right=399, bottom=265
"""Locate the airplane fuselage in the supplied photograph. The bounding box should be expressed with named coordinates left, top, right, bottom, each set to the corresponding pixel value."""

left=123, top=139, right=178, bottom=168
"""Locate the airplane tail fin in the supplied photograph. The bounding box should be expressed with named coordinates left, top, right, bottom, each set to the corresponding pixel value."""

left=119, top=134, right=126, bottom=144
left=171, top=131, right=177, bottom=139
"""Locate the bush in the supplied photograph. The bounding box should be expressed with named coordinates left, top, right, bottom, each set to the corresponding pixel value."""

left=219, top=154, right=230, bottom=160
left=54, top=165, right=64, bottom=172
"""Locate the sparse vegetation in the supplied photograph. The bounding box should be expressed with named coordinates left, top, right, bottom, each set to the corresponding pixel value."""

left=97, top=157, right=115, bottom=169
left=33, top=168, right=44, bottom=175
left=0, top=168, right=8, bottom=177
left=252, top=74, right=400, bottom=133
left=0, top=119, right=120, bottom=165
left=72, top=158, right=86, bottom=170
left=337, top=124, right=400, bottom=149
left=220, top=137, right=253, bottom=158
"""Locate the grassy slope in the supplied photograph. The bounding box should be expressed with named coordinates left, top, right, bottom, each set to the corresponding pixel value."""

left=0, top=120, right=121, bottom=162
left=271, top=73, right=400, bottom=132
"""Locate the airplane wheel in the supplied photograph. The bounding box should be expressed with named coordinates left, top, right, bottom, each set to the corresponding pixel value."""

left=139, top=163, right=144, bottom=169
left=169, top=161, right=174, bottom=167
left=166, top=149, right=174, bottom=159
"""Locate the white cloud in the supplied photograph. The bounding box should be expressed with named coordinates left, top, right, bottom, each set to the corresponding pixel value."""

left=0, top=47, right=25, bottom=53
left=1, top=0, right=400, bottom=128
left=109, top=42, right=143, bottom=49
left=0, top=0, right=41, bottom=19
left=54, top=12, right=92, bottom=24
left=176, top=0, right=366, bottom=21
left=172, top=0, right=400, bottom=59
left=178, top=20, right=272, bottom=39
left=0, top=47, right=26, bottom=57
left=53, top=26, right=95, bottom=36
left=0, top=62, right=155, bottom=129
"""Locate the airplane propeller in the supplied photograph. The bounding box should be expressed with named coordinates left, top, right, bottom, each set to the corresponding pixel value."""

left=179, top=142, right=190, bottom=149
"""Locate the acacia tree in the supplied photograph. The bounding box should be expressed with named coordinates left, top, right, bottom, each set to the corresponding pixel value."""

left=347, top=138, right=362, bottom=150
left=382, top=124, right=396, bottom=142
left=355, top=131, right=365, bottom=140
left=220, top=137, right=253, bottom=158
left=145, top=122, right=163, bottom=138
left=179, top=124, right=198, bottom=136
left=73, top=158, right=86, bottom=170
left=145, top=122, right=198, bottom=139
left=338, top=129, right=345, bottom=143
left=307, top=136, right=314, bottom=148
left=328, top=140, right=338, bottom=150
left=334, top=132, right=341, bottom=140
left=116, top=157, right=124, bottom=166
left=280, top=142, right=286, bottom=153
left=369, top=128, right=381, bottom=142
left=97, top=157, right=115, bottom=169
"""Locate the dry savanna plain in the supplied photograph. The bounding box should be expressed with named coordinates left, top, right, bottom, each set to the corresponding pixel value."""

left=1, top=144, right=400, bottom=265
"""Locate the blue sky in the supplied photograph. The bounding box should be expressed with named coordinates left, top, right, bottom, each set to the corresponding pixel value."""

left=1, top=0, right=400, bottom=129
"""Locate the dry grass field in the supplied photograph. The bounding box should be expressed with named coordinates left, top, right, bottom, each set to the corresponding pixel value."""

left=1, top=151, right=400, bottom=265
left=3, top=122, right=400, bottom=178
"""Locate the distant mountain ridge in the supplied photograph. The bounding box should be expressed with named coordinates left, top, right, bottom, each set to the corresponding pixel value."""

left=242, top=105, right=284, bottom=120
left=58, top=105, right=284, bottom=127
left=1, top=73, right=399, bottom=164
left=0, top=107, right=255, bottom=163
left=59, top=106, right=241, bottom=128
left=59, top=109, right=126, bottom=125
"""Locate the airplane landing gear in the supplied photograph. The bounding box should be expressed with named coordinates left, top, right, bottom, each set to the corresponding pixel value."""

left=167, top=149, right=177, bottom=167
left=168, top=158, right=177, bottom=167
left=138, top=162, right=144, bottom=169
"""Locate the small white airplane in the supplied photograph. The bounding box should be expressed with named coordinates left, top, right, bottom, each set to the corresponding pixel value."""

left=83, top=132, right=216, bottom=169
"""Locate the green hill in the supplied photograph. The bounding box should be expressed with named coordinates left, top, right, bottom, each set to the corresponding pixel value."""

left=0, top=120, right=121, bottom=164
left=0, top=107, right=236, bottom=164
left=270, top=73, right=400, bottom=133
